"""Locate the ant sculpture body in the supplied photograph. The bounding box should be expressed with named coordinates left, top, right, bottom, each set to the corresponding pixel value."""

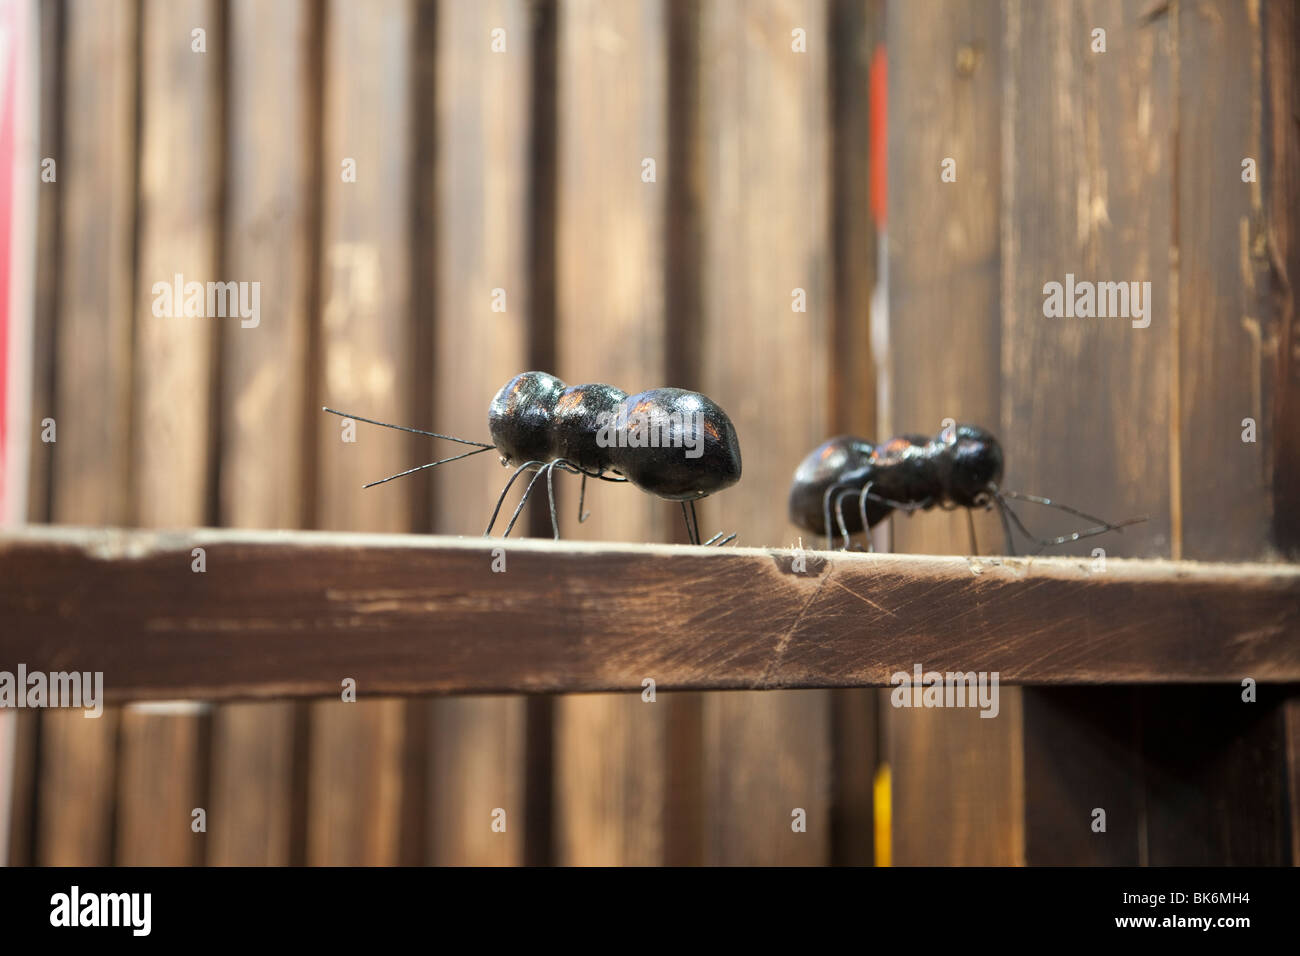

left=788, top=423, right=1146, bottom=554
left=326, top=371, right=742, bottom=546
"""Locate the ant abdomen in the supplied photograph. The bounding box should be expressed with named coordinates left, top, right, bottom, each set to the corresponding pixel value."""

left=611, top=387, right=742, bottom=500
left=788, top=436, right=880, bottom=535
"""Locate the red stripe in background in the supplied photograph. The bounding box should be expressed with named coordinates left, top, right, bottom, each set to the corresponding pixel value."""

left=0, top=5, right=18, bottom=521
left=869, top=44, right=887, bottom=230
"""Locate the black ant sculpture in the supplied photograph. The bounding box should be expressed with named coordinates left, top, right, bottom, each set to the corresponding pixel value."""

left=788, top=423, right=1146, bottom=554
left=325, top=371, right=742, bottom=545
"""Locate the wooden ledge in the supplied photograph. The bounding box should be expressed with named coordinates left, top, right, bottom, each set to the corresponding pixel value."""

left=1, top=526, right=1298, bottom=702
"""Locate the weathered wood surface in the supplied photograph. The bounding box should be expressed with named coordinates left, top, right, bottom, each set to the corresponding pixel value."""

left=2, top=527, right=1297, bottom=701
left=885, top=0, right=1016, bottom=867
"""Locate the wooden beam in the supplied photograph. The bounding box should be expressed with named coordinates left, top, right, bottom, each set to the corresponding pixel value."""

left=1, top=527, right=1297, bottom=701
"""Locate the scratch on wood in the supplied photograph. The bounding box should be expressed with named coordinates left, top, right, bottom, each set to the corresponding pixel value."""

left=753, top=563, right=833, bottom=690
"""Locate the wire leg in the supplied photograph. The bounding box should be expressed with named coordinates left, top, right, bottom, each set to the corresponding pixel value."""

left=994, top=495, right=1017, bottom=556
left=484, top=460, right=547, bottom=536
left=857, top=482, right=876, bottom=553
left=821, top=482, right=859, bottom=551
left=503, top=467, right=548, bottom=537
left=680, top=500, right=699, bottom=545
left=545, top=461, right=560, bottom=539
left=966, top=507, right=979, bottom=556
left=577, top=473, right=591, bottom=523
left=833, top=488, right=861, bottom=550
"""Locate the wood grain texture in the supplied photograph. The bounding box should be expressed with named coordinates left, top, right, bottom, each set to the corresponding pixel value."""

left=35, top=709, right=120, bottom=865
left=428, top=696, right=527, bottom=865
left=1138, top=685, right=1290, bottom=866
left=427, top=0, right=534, bottom=867
left=1006, top=0, right=1175, bottom=869
left=119, top=0, right=222, bottom=867
left=205, top=0, right=317, bottom=868
left=698, top=0, right=834, bottom=866
left=28, top=0, right=137, bottom=869
left=115, top=704, right=209, bottom=866
left=25, top=0, right=63, bottom=527
left=1264, top=0, right=1300, bottom=556
left=7, top=529, right=1294, bottom=694
left=1177, top=0, right=1270, bottom=561
left=309, top=0, right=417, bottom=867
left=1, top=712, right=37, bottom=865
left=554, top=0, right=675, bottom=867
left=885, top=0, right=1016, bottom=866
left=826, top=0, right=884, bottom=867
left=1286, top=696, right=1300, bottom=864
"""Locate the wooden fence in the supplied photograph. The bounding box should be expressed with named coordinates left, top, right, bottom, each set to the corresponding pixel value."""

left=2, top=0, right=1298, bottom=866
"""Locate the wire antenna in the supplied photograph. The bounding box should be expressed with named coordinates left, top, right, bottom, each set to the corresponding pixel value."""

left=322, top=407, right=494, bottom=448
left=363, top=446, right=495, bottom=488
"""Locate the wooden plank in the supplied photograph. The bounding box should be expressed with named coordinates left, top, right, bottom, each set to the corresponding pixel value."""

left=426, top=0, right=534, bottom=867
left=1007, top=0, right=1176, bottom=868
left=25, top=0, right=63, bottom=526
left=31, top=0, right=139, bottom=868
left=1264, top=0, right=1300, bottom=556
left=884, top=0, right=1016, bottom=866
left=2, top=712, right=37, bottom=865
left=1286, top=697, right=1300, bottom=864
left=35, top=709, right=119, bottom=865
left=119, top=0, right=222, bottom=867
left=2, top=528, right=1300, bottom=697
left=51, top=0, right=136, bottom=530
left=552, top=0, right=675, bottom=867
left=309, top=0, right=416, bottom=867
left=698, top=0, right=834, bottom=866
left=1122, top=0, right=1297, bottom=867
left=3, top=528, right=1298, bottom=698
left=115, top=704, right=210, bottom=866
left=1177, top=0, right=1270, bottom=562
left=7, top=0, right=66, bottom=870
left=205, top=0, right=316, bottom=869
left=1138, top=685, right=1290, bottom=866
left=428, top=696, right=527, bottom=866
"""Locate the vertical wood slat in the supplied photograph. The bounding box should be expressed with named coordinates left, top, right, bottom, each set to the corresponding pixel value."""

left=1261, top=2, right=1300, bottom=846
left=1265, top=0, right=1300, bottom=556
left=117, top=0, right=222, bottom=866
left=25, top=0, right=63, bottom=528
left=207, top=0, right=317, bottom=867
left=699, top=0, right=832, bottom=866
left=308, top=0, right=415, bottom=866
left=7, top=0, right=65, bottom=868
left=1008, top=0, right=1174, bottom=867
left=552, top=0, right=676, bottom=868
left=31, top=0, right=138, bottom=867
left=827, top=0, right=883, bottom=867
left=884, top=0, right=1019, bottom=867
left=427, top=0, right=533, bottom=867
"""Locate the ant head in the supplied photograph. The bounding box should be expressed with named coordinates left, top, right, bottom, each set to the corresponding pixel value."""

left=945, top=424, right=1004, bottom=507
left=489, top=371, right=567, bottom=466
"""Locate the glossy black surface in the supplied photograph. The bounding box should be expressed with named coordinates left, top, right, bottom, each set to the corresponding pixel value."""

left=787, top=436, right=882, bottom=534
left=488, top=371, right=567, bottom=466
left=486, top=373, right=742, bottom=501
left=788, top=424, right=1005, bottom=534
left=552, top=382, right=628, bottom=473
left=610, top=387, right=743, bottom=500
